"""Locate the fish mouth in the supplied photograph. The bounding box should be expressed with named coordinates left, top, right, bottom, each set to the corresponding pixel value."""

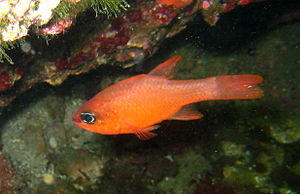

left=73, top=121, right=83, bottom=128
left=73, top=118, right=89, bottom=131
left=72, top=111, right=81, bottom=123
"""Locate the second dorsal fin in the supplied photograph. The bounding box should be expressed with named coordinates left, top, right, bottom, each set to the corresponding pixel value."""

left=148, top=56, right=182, bottom=79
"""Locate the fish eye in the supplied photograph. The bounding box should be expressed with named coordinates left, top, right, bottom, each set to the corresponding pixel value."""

left=80, top=112, right=96, bottom=124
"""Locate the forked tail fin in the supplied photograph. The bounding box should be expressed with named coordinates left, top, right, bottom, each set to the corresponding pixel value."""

left=211, top=75, right=263, bottom=100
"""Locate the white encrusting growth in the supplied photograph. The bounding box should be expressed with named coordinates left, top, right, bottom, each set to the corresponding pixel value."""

left=0, top=0, right=61, bottom=42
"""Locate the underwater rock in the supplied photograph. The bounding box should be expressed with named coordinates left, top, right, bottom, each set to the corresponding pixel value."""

left=0, top=0, right=264, bottom=110
left=0, top=85, right=110, bottom=192
left=0, top=1, right=299, bottom=192
left=198, top=0, right=265, bottom=25
left=0, top=153, right=20, bottom=193
left=0, top=0, right=61, bottom=43
left=221, top=141, right=246, bottom=158
left=195, top=178, right=235, bottom=194
left=157, top=151, right=212, bottom=193
left=0, top=0, right=129, bottom=44
left=50, top=148, right=105, bottom=190
left=269, top=114, right=300, bottom=144
left=222, top=142, right=288, bottom=193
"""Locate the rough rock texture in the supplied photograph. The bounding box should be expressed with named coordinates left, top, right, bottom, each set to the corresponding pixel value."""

left=0, top=0, right=264, bottom=110
left=1, top=85, right=110, bottom=192
left=0, top=153, right=20, bottom=193
left=0, top=0, right=129, bottom=44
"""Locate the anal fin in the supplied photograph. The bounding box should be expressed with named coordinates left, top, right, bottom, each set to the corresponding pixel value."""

left=134, top=125, right=159, bottom=140
left=170, top=104, right=203, bottom=120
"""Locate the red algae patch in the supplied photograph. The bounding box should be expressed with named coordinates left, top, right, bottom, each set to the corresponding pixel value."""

left=0, top=153, right=19, bottom=193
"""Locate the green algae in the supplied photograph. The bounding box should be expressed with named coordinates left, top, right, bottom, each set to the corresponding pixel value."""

left=90, top=0, right=130, bottom=17
left=0, top=45, right=13, bottom=64
left=269, top=113, right=300, bottom=144
left=52, top=0, right=130, bottom=20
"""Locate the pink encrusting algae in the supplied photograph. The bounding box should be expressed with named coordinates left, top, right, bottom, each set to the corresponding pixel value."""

left=0, top=153, right=18, bottom=193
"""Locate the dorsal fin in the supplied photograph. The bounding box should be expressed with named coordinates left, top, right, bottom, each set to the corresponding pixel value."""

left=148, top=56, right=182, bottom=79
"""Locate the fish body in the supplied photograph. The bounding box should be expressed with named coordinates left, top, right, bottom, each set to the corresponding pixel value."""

left=73, top=56, right=263, bottom=140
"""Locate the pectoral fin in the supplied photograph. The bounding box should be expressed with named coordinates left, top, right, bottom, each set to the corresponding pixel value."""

left=170, top=105, right=203, bottom=120
left=134, top=125, right=159, bottom=140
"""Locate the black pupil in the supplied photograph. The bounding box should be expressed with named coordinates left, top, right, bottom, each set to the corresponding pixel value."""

left=80, top=113, right=95, bottom=124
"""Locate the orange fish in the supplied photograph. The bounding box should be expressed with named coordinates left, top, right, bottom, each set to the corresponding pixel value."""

left=73, top=56, right=263, bottom=140
left=156, top=0, right=193, bottom=8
